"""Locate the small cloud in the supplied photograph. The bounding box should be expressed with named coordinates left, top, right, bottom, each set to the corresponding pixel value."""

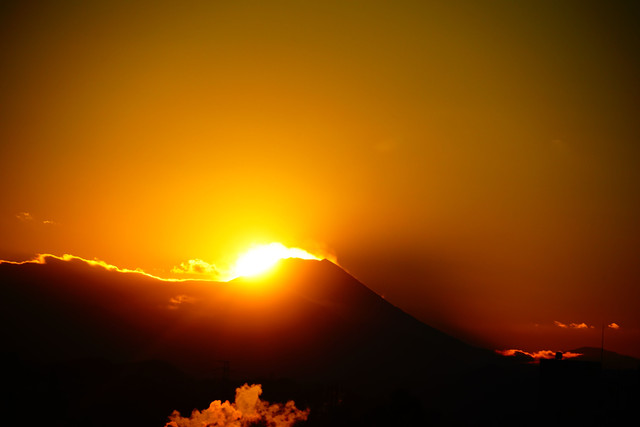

left=168, top=294, right=196, bottom=310
left=494, top=349, right=535, bottom=362
left=15, top=212, right=58, bottom=225
left=16, top=212, right=34, bottom=221
left=171, top=259, right=219, bottom=277
left=569, top=322, right=589, bottom=329
left=608, top=323, right=620, bottom=329
left=554, top=320, right=592, bottom=329
left=561, top=351, right=583, bottom=358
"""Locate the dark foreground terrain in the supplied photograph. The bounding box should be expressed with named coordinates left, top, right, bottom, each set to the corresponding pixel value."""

left=2, top=257, right=638, bottom=425
left=3, top=352, right=638, bottom=426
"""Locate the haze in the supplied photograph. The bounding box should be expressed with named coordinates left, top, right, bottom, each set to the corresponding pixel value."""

left=1, top=0, right=638, bottom=357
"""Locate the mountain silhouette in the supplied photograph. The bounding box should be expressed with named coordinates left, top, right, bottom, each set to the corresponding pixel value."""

left=570, top=347, right=640, bottom=370
left=0, top=257, right=490, bottom=386
left=3, top=257, right=638, bottom=426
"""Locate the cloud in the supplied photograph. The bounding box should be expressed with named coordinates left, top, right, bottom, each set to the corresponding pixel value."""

left=168, top=294, right=196, bottom=310
left=171, top=259, right=220, bottom=277
left=15, top=212, right=58, bottom=225
left=569, top=322, right=590, bottom=329
left=495, top=349, right=582, bottom=360
left=165, top=383, right=309, bottom=427
left=0, top=253, right=205, bottom=283
left=554, top=320, right=593, bottom=329
left=16, top=212, right=34, bottom=221
left=608, top=323, right=620, bottom=329
left=171, top=244, right=338, bottom=282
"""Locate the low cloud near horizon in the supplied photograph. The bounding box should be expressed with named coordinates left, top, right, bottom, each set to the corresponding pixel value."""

left=496, top=349, right=582, bottom=360
left=165, top=383, right=309, bottom=427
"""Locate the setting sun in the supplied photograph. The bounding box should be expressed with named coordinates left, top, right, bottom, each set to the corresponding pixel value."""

left=230, top=243, right=320, bottom=279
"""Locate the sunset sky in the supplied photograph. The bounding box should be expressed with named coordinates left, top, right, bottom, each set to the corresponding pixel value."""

left=1, top=1, right=639, bottom=357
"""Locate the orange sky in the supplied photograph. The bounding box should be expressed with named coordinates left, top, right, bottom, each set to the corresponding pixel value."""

left=1, top=0, right=639, bottom=357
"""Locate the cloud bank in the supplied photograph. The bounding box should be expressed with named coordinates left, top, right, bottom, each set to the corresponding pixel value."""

left=554, top=321, right=593, bottom=329
left=165, top=383, right=309, bottom=427
left=0, top=253, right=197, bottom=282
left=495, top=349, right=582, bottom=360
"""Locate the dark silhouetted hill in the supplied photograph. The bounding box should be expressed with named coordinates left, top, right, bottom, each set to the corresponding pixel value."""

left=0, top=257, right=491, bottom=386
left=571, top=347, right=640, bottom=370
left=2, top=257, right=638, bottom=426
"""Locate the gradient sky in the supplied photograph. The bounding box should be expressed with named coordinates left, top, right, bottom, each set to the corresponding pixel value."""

left=1, top=1, right=639, bottom=357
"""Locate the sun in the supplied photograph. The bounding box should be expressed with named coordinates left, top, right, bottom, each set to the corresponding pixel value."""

left=230, top=243, right=320, bottom=279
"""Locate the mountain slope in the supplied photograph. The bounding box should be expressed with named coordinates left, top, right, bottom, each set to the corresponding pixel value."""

left=571, top=347, right=640, bottom=370
left=0, top=257, right=491, bottom=384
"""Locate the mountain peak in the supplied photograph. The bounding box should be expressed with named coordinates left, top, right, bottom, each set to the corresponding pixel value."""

left=1, top=253, right=490, bottom=383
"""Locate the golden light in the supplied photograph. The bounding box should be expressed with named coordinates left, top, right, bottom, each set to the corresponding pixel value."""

left=229, top=243, right=320, bottom=279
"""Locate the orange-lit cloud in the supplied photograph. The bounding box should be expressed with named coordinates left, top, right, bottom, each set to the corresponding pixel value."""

left=172, top=242, right=337, bottom=281
left=495, top=349, right=582, bottom=360
left=0, top=253, right=193, bottom=282
left=570, top=323, right=590, bottom=329
left=15, top=211, right=57, bottom=225
left=554, top=321, right=593, bottom=329
left=168, top=294, right=196, bottom=310
left=608, top=323, right=620, bottom=329
left=2, top=244, right=336, bottom=285
left=165, top=383, right=309, bottom=427
left=16, top=212, right=34, bottom=222
left=171, top=258, right=220, bottom=278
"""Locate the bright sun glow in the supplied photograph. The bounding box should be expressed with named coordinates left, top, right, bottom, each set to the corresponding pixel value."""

left=231, top=243, right=320, bottom=279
